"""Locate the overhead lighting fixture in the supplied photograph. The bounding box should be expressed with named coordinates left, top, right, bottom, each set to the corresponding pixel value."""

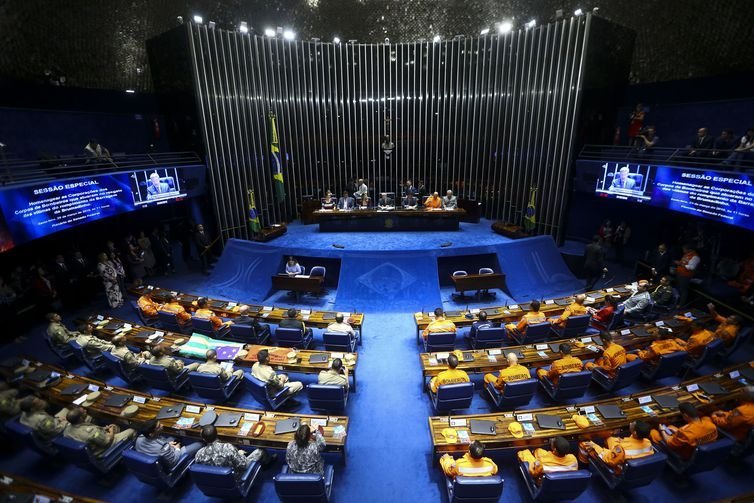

left=333, top=36, right=341, bottom=44
left=574, top=8, right=584, bottom=16
left=283, top=29, right=295, bottom=40
left=176, top=16, right=184, bottom=25
left=208, top=21, right=216, bottom=29
left=498, top=21, right=513, bottom=33
left=125, top=89, right=135, bottom=94
left=432, top=35, right=441, bottom=43
left=264, top=27, right=276, bottom=37
left=525, top=19, right=536, bottom=29
left=193, top=15, right=203, bottom=24
left=480, top=28, right=490, bottom=35
left=239, top=21, right=249, bottom=33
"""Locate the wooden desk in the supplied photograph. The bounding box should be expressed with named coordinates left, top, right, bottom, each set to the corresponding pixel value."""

left=451, top=273, right=507, bottom=296
left=419, top=310, right=706, bottom=387
left=429, top=360, right=753, bottom=454
left=414, top=283, right=636, bottom=341
left=0, top=472, right=103, bottom=503
left=129, top=285, right=364, bottom=332
left=271, top=274, right=325, bottom=301
left=313, top=208, right=466, bottom=231
left=9, top=361, right=349, bottom=457
left=89, top=315, right=359, bottom=391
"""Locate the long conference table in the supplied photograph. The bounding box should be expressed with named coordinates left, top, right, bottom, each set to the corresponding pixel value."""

left=314, top=208, right=466, bottom=231
left=428, top=360, right=754, bottom=454
left=6, top=361, right=349, bottom=458
left=0, top=471, right=104, bottom=503
left=414, top=283, right=636, bottom=341
left=419, top=310, right=707, bottom=387
left=130, top=285, right=365, bottom=334
left=89, top=315, right=360, bottom=391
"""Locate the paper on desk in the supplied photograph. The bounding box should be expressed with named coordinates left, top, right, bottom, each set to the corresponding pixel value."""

left=301, top=309, right=311, bottom=315
left=428, top=358, right=438, bottom=366
left=303, top=315, right=310, bottom=321
left=262, top=306, right=273, bottom=311
left=310, top=418, right=327, bottom=429
left=457, top=430, right=470, bottom=443
left=72, top=395, right=87, bottom=406
left=488, top=355, right=497, bottom=362
left=537, top=351, right=548, bottom=358
left=545, top=300, right=554, bottom=305
left=227, top=302, right=237, bottom=308
left=239, top=423, right=253, bottom=435
left=175, top=417, right=195, bottom=428
left=509, top=304, right=519, bottom=310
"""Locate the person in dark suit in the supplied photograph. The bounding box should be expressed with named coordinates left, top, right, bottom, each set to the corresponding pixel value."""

left=194, top=224, right=212, bottom=275
left=377, top=192, right=394, bottom=209
left=279, top=308, right=313, bottom=337
left=147, top=173, right=173, bottom=199
left=685, top=127, right=714, bottom=158
left=404, top=180, right=417, bottom=197
left=646, top=243, right=671, bottom=278
left=403, top=193, right=418, bottom=209
left=337, top=190, right=355, bottom=210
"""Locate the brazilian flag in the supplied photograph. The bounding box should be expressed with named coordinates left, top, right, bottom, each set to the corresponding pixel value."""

left=247, top=189, right=261, bottom=233
left=523, top=186, right=537, bottom=232
left=269, top=112, right=285, bottom=202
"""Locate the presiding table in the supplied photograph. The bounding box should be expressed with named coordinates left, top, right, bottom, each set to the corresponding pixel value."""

left=271, top=274, right=325, bottom=301
left=313, top=208, right=466, bottom=231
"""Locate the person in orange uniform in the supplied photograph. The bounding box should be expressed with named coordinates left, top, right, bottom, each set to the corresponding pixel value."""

left=422, top=308, right=457, bottom=340
left=429, top=354, right=470, bottom=393
left=650, top=402, right=718, bottom=460
left=484, top=352, right=531, bottom=390
left=636, top=327, right=687, bottom=363
left=673, top=243, right=700, bottom=307
left=137, top=293, right=161, bottom=319
left=578, top=420, right=654, bottom=472
left=588, top=295, right=619, bottom=331
left=194, top=297, right=232, bottom=331
left=158, top=294, right=192, bottom=327
left=536, top=344, right=584, bottom=384
left=684, top=321, right=717, bottom=359
left=424, top=191, right=443, bottom=208
left=585, top=331, right=636, bottom=377
left=505, top=300, right=547, bottom=339
left=518, top=437, right=578, bottom=482
left=550, top=294, right=588, bottom=328
left=711, top=386, right=754, bottom=441
left=707, top=303, right=742, bottom=348
left=440, top=441, right=498, bottom=478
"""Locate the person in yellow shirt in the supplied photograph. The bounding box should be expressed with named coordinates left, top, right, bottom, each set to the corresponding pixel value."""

left=158, top=294, right=192, bottom=326
left=711, top=386, right=754, bottom=441
left=536, top=344, right=584, bottom=384
left=518, top=437, right=578, bottom=482
left=137, top=293, right=161, bottom=318
left=707, top=303, right=741, bottom=348
left=578, top=420, right=653, bottom=472
left=422, top=308, right=457, bottom=340
left=440, top=441, right=498, bottom=478
left=505, top=300, right=547, bottom=340
left=484, top=353, right=531, bottom=390
left=650, top=402, right=718, bottom=460
left=585, top=331, right=636, bottom=377
left=684, top=321, right=717, bottom=359
left=424, top=192, right=443, bottom=208
left=636, top=328, right=687, bottom=363
left=429, top=354, right=470, bottom=393
left=194, top=297, right=232, bottom=331
left=550, top=294, right=588, bottom=328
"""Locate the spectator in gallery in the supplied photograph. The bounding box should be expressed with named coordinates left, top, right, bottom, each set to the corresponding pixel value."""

left=337, top=190, right=355, bottom=210
left=685, top=127, right=713, bottom=157
left=96, top=252, right=123, bottom=308
left=125, top=235, right=146, bottom=281
left=109, top=250, right=127, bottom=294
left=627, top=103, right=645, bottom=146
left=84, top=139, right=112, bottom=163
left=31, top=267, right=60, bottom=311
left=723, top=127, right=754, bottom=166
left=646, top=243, right=671, bottom=278
left=583, top=235, right=606, bottom=291
left=613, top=221, right=631, bottom=263
left=194, top=224, right=212, bottom=275
left=635, top=126, right=659, bottom=155
left=151, top=227, right=175, bottom=275
left=712, top=129, right=737, bottom=159
left=597, top=219, right=613, bottom=245
left=137, top=231, right=157, bottom=276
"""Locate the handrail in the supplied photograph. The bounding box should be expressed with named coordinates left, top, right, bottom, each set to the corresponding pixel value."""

left=578, top=144, right=754, bottom=171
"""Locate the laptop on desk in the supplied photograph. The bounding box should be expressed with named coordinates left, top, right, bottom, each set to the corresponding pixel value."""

left=596, top=403, right=626, bottom=420
left=554, top=298, right=573, bottom=306
left=209, top=300, right=227, bottom=309
left=740, top=367, right=754, bottom=383
left=216, top=412, right=243, bottom=428
left=103, top=321, right=124, bottom=331
left=156, top=404, right=185, bottom=420
left=652, top=394, right=680, bottom=409
left=309, top=353, right=329, bottom=364
left=700, top=381, right=728, bottom=396
left=275, top=417, right=301, bottom=435
left=519, top=303, right=532, bottom=312
left=104, top=394, right=133, bottom=408
left=469, top=419, right=497, bottom=436
left=536, top=414, right=566, bottom=430
left=60, top=383, right=88, bottom=396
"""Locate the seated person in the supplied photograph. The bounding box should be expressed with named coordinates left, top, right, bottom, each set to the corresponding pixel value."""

left=286, top=423, right=326, bottom=474
left=578, top=420, right=653, bottom=472
left=429, top=354, right=470, bottom=393
left=442, top=190, right=457, bottom=209
left=518, top=437, right=578, bottom=482
left=536, top=344, right=584, bottom=384
left=707, top=303, right=742, bottom=348
left=158, top=294, right=192, bottom=326
left=135, top=419, right=202, bottom=468
left=469, top=310, right=498, bottom=340
left=505, top=300, right=547, bottom=338
left=0, top=381, right=19, bottom=420
left=685, top=321, right=717, bottom=359
left=711, top=386, right=754, bottom=441
left=377, top=192, right=394, bottom=209
left=326, top=313, right=356, bottom=340
left=137, top=293, right=161, bottom=318
left=19, top=397, right=69, bottom=442
left=609, top=166, right=636, bottom=191
left=147, top=172, right=175, bottom=199
left=424, top=191, right=443, bottom=208
left=74, top=322, right=115, bottom=356
left=110, top=335, right=150, bottom=372
left=650, top=402, right=718, bottom=460
left=550, top=294, right=588, bottom=328
left=46, top=312, right=79, bottom=347
left=194, top=297, right=232, bottom=331
left=422, top=308, right=457, bottom=340
left=403, top=193, right=419, bottom=209
left=585, top=331, right=636, bottom=377
left=279, top=308, right=313, bottom=336
left=356, top=192, right=370, bottom=209
left=650, top=276, right=674, bottom=308
left=195, top=425, right=265, bottom=481
left=148, top=345, right=200, bottom=376
left=251, top=349, right=303, bottom=396
left=285, top=257, right=304, bottom=276
left=622, top=282, right=652, bottom=316
left=318, top=358, right=349, bottom=389
left=63, top=407, right=136, bottom=457
left=589, top=295, right=619, bottom=330
left=440, top=440, right=498, bottom=479
left=321, top=191, right=336, bottom=210
left=337, top=190, right=355, bottom=210
left=484, top=353, right=531, bottom=391
left=196, top=349, right=244, bottom=381
left=636, top=327, right=687, bottom=363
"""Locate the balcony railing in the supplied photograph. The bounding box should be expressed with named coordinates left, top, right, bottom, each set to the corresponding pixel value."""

left=578, top=144, right=754, bottom=171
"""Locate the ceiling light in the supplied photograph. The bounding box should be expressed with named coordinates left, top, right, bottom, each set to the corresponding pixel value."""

left=208, top=21, right=216, bottom=29
left=239, top=21, right=248, bottom=33
left=498, top=21, right=513, bottom=33
left=264, top=27, right=276, bottom=37
left=574, top=8, right=583, bottom=16
left=193, top=15, right=203, bottom=24
left=480, top=28, right=490, bottom=35
left=432, top=35, right=441, bottom=43
left=525, top=19, right=536, bottom=29
left=333, top=36, right=341, bottom=44
left=283, top=29, right=295, bottom=40
left=125, top=89, right=135, bottom=94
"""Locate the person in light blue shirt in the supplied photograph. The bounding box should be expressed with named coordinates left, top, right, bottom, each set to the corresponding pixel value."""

left=134, top=420, right=202, bottom=468
left=285, top=257, right=304, bottom=276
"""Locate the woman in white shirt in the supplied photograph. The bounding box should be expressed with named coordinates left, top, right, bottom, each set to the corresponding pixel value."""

left=286, top=257, right=303, bottom=276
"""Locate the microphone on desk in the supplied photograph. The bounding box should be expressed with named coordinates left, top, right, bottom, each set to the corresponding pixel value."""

left=440, top=242, right=453, bottom=247
left=332, top=244, right=345, bottom=249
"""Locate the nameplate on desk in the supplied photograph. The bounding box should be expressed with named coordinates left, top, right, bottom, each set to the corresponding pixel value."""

left=132, top=396, right=147, bottom=404
left=170, top=291, right=178, bottom=296
left=104, top=386, right=113, bottom=391
left=146, top=285, right=154, bottom=290
left=655, top=320, right=665, bottom=326
left=535, top=344, right=548, bottom=350
left=87, top=384, right=99, bottom=392
left=580, top=337, right=592, bottom=344
left=517, top=413, right=533, bottom=422
left=428, top=358, right=438, bottom=366
left=544, top=300, right=554, bottom=305
left=227, top=302, right=237, bottom=308
left=301, top=309, right=311, bottom=315
left=449, top=418, right=467, bottom=427
left=331, top=352, right=344, bottom=359
left=620, top=329, right=631, bottom=335
left=310, top=418, right=327, bottom=428
left=605, top=288, right=614, bottom=292
left=436, top=352, right=450, bottom=360
left=185, top=405, right=201, bottom=414
left=585, top=296, right=596, bottom=303
left=638, top=396, right=652, bottom=404
left=488, top=349, right=502, bottom=356
left=244, top=413, right=260, bottom=422
left=470, top=308, right=481, bottom=314
left=684, top=312, right=694, bottom=318
left=96, top=315, right=104, bottom=321
left=155, top=331, right=165, bottom=337
left=581, top=405, right=595, bottom=414
left=509, top=305, right=519, bottom=310
left=730, top=370, right=741, bottom=379
left=262, top=306, right=273, bottom=311
left=339, top=312, right=351, bottom=317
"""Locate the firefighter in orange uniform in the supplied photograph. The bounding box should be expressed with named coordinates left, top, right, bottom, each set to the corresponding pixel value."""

left=650, top=402, right=718, bottom=460
left=483, top=352, right=531, bottom=390
left=158, top=294, right=192, bottom=326
left=536, top=344, right=584, bottom=384
left=429, top=354, right=470, bottom=393
left=585, top=331, right=637, bottom=377
left=711, top=386, right=754, bottom=441
left=578, top=420, right=654, bottom=472
left=518, top=437, right=578, bottom=482
left=194, top=297, right=232, bottom=331
left=440, top=441, right=498, bottom=478
left=684, top=321, right=717, bottom=359
left=422, top=308, right=457, bottom=340
left=550, top=294, right=588, bottom=328
left=505, top=300, right=547, bottom=339
left=707, top=303, right=742, bottom=348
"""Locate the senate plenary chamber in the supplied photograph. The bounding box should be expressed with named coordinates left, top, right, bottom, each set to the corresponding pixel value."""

left=0, top=2, right=753, bottom=502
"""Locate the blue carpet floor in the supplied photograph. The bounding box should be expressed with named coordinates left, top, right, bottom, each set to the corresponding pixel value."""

left=1, top=233, right=753, bottom=502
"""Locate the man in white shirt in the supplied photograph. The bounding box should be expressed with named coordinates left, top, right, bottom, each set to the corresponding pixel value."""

left=318, top=358, right=349, bottom=389
left=326, top=313, right=354, bottom=337
left=622, top=282, right=652, bottom=316
left=251, top=349, right=303, bottom=396
left=442, top=190, right=458, bottom=209
left=354, top=179, right=368, bottom=200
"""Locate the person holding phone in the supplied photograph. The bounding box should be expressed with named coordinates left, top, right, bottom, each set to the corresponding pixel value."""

left=318, top=358, right=349, bottom=390
left=286, top=423, right=326, bottom=474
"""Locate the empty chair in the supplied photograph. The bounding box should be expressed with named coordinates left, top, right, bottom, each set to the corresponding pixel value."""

left=730, top=428, right=754, bottom=458
left=136, top=363, right=191, bottom=392
left=53, top=434, right=134, bottom=473
left=101, top=351, right=142, bottom=384
left=486, top=378, right=538, bottom=410
left=640, top=350, right=687, bottom=381
left=68, top=340, right=107, bottom=373
left=276, top=327, right=314, bottom=349
left=723, top=326, right=752, bottom=359
left=307, top=384, right=348, bottom=412
left=274, top=464, right=335, bottom=503
left=323, top=331, right=357, bottom=353
left=244, top=374, right=294, bottom=410
left=681, top=339, right=724, bottom=377
left=130, top=300, right=158, bottom=327
left=550, top=314, right=593, bottom=339
left=227, top=322, right=271, bottom=345
left=452, top=270, right=469, bottom=299
left=309, top=266, right=326, bottom=280
left=658, top=435, right=735, bottom=475
left=519, top=462, right=591, bottom=501
left=469, top=327, right=506, bottom=350
left=191, top=316, right=231, bottom=338
left=477, top=267, right=497, bottom=298
left=430, top=382, right=475, bottom=413
left=157, top=310, right=190, bottom=333
left=190, top=461, right=262, bottom=499
left=591, top=359, right=644, bottom=392
left=123, top=448, right=193, bottom=489
left=606, top=307, right=626, bottom=331
left=508, top=321, right=551, bottom=345
left=589, top=448, right=667, bottom=490
left=188, top=371, right=242, bottom=401
left=4, top=417, right=58, bottom=457
left=539, top=370, right=593, bottom=401
left=424, top=332, right=456, bottom=353
left=446, top=475, right=504, bottom=503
